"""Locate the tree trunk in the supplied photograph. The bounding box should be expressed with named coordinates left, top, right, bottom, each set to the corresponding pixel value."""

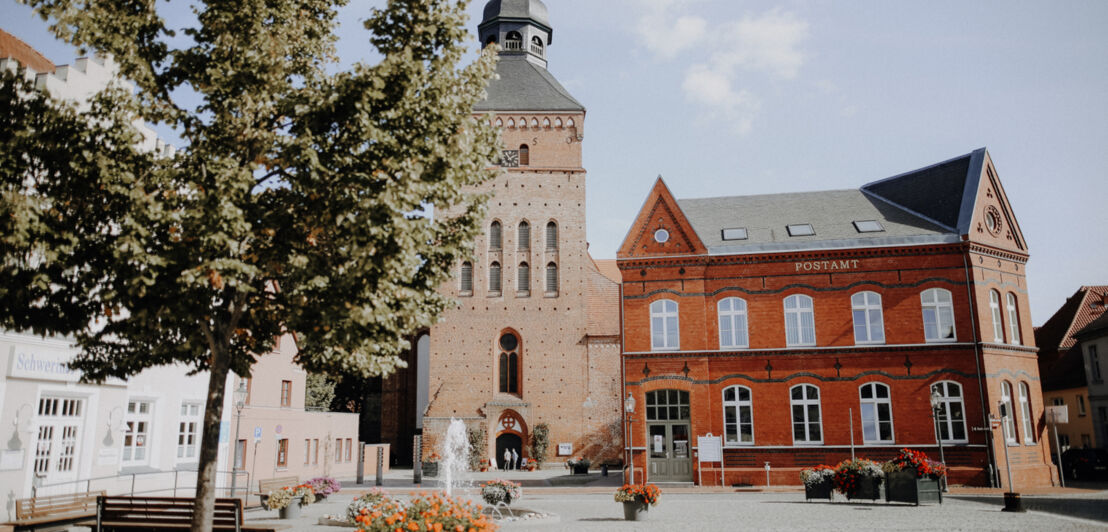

left=191, top=346, right=232, bottom=532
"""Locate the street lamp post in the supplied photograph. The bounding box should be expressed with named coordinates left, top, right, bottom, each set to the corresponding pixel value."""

left=929, top=389, right=948, bottom=492
left=230, top=380, right=248, bottom=497
left=624, top=393, right=636, bottom=485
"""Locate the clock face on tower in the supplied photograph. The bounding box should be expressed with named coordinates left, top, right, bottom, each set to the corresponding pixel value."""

left=500, top=149, right=520, bottom=167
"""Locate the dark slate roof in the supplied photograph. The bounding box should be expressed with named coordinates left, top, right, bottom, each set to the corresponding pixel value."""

left=861, top=148, right=986, bottom=233
left=481, top=0, right=551, bottom=29
left=677, top=189, right=954, bottom=255
left=473, top=54, right=584, bottom=112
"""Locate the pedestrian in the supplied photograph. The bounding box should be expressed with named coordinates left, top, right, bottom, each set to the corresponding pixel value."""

left=504, top=448, right=512, bottom=470
left=512, top=448, right=519, bottom=470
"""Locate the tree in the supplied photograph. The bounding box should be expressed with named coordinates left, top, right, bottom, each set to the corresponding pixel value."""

left=305, top=372, right=337, bottom=411
left=0, top=0, right=498, bottom=529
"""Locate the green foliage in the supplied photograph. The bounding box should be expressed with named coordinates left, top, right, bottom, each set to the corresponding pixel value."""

left=305, top=373, right=337, bottom=411
left=1, top=0, right=498, bottom=528
left=467, top=424, right=487, bottom=470
left=530, top=423, right=550, bottom=466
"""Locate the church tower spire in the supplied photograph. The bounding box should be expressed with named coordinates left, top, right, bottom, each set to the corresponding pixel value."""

left=478, top=0, right=553, bottom=68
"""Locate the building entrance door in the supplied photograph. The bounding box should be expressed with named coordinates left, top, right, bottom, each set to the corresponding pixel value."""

left=32, top=396, right=85, bottom=489
left=495, top=433, right=522, bottom=470
left=645, top=390, right=692, bottom=482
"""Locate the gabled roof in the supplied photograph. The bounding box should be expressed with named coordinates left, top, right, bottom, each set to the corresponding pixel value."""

left=473, top=54, right=584, bottom=112
left=861, top=148, right=985, bottom=233
left=1035, top=285, right=1108, bottom=390
left=1075, top=311, right=1108, bottom=341
left=0, top=28, right=55, bottom=74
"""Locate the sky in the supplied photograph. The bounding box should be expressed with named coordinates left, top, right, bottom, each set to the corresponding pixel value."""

left=2, top=0, right=1106, bottom=325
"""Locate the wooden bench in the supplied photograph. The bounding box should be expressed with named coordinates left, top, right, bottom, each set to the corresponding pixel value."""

left=255, top=476, right=298, bottom=508
left=92, top=496, right=242, bottom=531
left=4, top=490, right=104, bottom=531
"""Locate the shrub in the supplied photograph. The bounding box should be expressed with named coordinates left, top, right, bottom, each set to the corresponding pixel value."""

left=613, top=483, right=661, bottom=506
left=481, top=479, right=522, bottom=506
left=530, top=423, right=550, bottom=466
left=468, top=425, right=487, bottom=471
left=346, top=489, right=388, bottom=523
left=884, top=448, right=947, bottom=479
left=799, top=465, right=835, bottom=487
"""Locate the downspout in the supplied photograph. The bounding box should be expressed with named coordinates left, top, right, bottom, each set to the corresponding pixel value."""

left=619, top=276, right=629, bottom=481
left=963, top=249, right=998, bottom=488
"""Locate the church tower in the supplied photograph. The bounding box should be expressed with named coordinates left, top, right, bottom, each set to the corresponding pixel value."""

left=417, top=0, right=623, bottom=470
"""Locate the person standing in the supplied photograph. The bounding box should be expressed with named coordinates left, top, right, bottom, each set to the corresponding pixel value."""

left=511, top=448, right=520, bottom=470
left=503, top=448, right=512, bottom=470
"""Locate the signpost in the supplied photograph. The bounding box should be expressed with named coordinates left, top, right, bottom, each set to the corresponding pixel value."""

left=1045, top=405, right=1068, bottom=488
left=696, top=433, right=723, bottom=486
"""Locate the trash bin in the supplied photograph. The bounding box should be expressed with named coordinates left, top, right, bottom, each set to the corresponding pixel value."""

left=601, top=464, right=609, bottom=476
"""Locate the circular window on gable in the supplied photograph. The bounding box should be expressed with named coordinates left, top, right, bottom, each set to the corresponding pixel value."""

left=984, top=205, right=1002, bottom=236
left=654, top=229, right=670, bottom=243
left=499, top=333, right=518, bottom=351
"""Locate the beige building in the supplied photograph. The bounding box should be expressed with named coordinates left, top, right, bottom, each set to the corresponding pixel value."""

left=1074, top=310, right=1108, bottom=448
left=412, top=0, right=622, bottom=469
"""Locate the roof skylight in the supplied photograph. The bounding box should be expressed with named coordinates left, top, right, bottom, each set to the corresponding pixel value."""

left=721, top=227, right=748, bottom=241
left=853, top=220, right=885, bottom=233
left=786, top=224, right=814, bottom=237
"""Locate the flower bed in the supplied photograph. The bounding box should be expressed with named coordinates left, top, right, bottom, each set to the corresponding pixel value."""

left=349, top=491, right=494, bottom=531
left=883, top=449, right=944, bottom=505
left=308, top=476, right=341, bottom=499
left=800, top=465, right=835, bottom=501
left=481, top=479, right=522, bottom=506
left=833, top=459, right=884, bottom=501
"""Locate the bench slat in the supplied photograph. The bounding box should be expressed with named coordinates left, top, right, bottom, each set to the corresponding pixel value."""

left=96, top=496, right=242, bottom=532
left=14, top=490, right=104, bottom=521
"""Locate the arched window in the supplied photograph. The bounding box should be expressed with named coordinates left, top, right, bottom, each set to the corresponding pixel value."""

left=489, top=262, right=501, bottom=293
left=790, top=384, right=822, bottom=444
left=507, top=118, right=515, bottom=128
left=989, top=290, right=1004, bottom=342
left=460, top=262, right=473, bottom=293
left=650, top=299, right=679, bottom=350
left=530, top=35, right=544, bottom=55
left=545, top=221, right=558, bottom=250
left=567, top=118, right=575, bottom=128
left=545, top=262, right=558, bottom=293
left=783, top=294, right=816, bottom=347
left=517, top=262, right=529, bottom=294
left=1000, top=380, right=1017, bottom=444
left=1018, top=382, right=1034, bottom=443
left=505, top=31, right=522, bottom=51
left=519, top=144, right=529, bottom=166
left=718, top=297, right=749, bottom=349
left=722, top=385, right=753, bottom=445
left=921, top=288, right=956, bottom=342
left=517, top=221, right=530, bottom=250
left=1006, top=293, right=1022, bottom=345
left=555, top=117, right=563, bottom=128
left=851, top=291, right=885, bottom=344
left=498, top=333, right=520, bottom=394
left=859, top=382, right=894, bottom=443
left=530, top=118, right=538, bottom=128
left=489, top=221, right=502, bottom=250
left=931, top=381, right=968, bottom=442
left=542, top=117, right=550, bottom=128
left=494, top=118, right=503, bottom=127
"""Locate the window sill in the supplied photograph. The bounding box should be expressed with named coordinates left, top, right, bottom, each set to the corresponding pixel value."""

left=792, top=442, right=824, bottom=446
left=723, top=442, right=755, bottom=448
left=651, top=347, right=679, bottom=352
left=544, top=291, right=558, bottom=298
left=488, top=291, right=502, bottom=298
left=459, top=291, right=472, bottom=297
left=720, top=344, right=750, bottom=350
left=516, top=291, right=530, bottom=298
left=785, top=344, right=817, bottom=348
left=925, top=338, right=957, bottom=343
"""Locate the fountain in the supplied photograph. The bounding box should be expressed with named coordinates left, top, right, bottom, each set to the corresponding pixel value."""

left=442, top=418, right=470, bottom=496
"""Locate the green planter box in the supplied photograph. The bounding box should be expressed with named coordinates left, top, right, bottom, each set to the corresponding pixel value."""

left=622, top=501, right=650, bottom=521
left=885, top=470, right=943, bottom=505
left=804, top=479, right=833, bottom=501
left=572, top=463, right=590, bottom=475
left=845, top=476, right=884, bottom=502
left=422, top=462, right=439, bottom=477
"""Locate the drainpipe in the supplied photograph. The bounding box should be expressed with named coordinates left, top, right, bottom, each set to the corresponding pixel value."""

left=619, top=274, right=629, bottom=482
left=963, top=249, right=998, bottom=488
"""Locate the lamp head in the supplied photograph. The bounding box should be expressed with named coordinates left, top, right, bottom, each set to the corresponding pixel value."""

left=930, top=388, right=941, bottom=409
left=234, top=380, right=249, bottom=409
left=624, top=393, right=636, bottom=414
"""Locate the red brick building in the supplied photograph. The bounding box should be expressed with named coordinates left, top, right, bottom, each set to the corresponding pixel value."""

left=617, top=149, right=1055, bottom=487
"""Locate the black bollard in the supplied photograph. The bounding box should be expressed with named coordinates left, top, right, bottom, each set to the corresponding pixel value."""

left=1002, top=492, right=1025, bottom=512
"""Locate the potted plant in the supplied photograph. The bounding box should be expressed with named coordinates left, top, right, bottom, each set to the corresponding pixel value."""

left=800, top=465, right=835, bottom=501
left=346, top=489, right=388, bottom=524
left=479, top=458, right=490, bottom=472
left=307, top=476, right=340, bottom=502
left=833, top=458, right=885, bottom=501
left=567, top=457, right=591, bottom=475
left=423, top=452, right=441, bottom=477
left=480, top=479, right=522, bottom=506
left=614, top=483, right=661, bottom=521
left=884, top=448, right=945, bottom=505
left=266, top=484, right=316, bottom=519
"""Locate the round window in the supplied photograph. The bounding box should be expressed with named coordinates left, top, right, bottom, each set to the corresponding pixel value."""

left=654, top=229, right=670, bottom=243
left=499, top=333, right=518, bottom=351
left=984, top=206, right=1002, bottom=236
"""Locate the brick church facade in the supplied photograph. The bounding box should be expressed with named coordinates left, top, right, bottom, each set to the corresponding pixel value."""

left=618, top=149, right=1055, bottom=488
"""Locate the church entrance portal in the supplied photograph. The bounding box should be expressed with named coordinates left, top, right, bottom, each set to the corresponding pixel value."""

left=495, top=433, right=523, bottom=470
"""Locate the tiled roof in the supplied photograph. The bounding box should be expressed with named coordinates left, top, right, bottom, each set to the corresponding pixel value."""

left=473, top=54, right=584, bottom=112
left=1035, top=285, right=1108, bottom=390
left=0, top=28, right=55, bottom=73
left=1074, top=305, right=1108, bottom=340
left=586, top=256, right=620, bottom=337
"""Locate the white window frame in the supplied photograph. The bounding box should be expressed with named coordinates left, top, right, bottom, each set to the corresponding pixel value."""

left=921, top=288, right=956, bottom=342
left=1000, top=381, right=1017, bottom=444
left=790, top=384, right=823, bottom=444
left=717, top=297, right=749, bottom=349
left=851, top=291, right=885, bottom=345
left=784, top=294, right=816, bottom=347
left=931, top=381, right=969, bottom=443
left=722, top=385, right=754, bottom=446
left=122, top=400, right=154, bottom=466
left=176, top=402, right=203, bottom=461
left=859, top=382, right=894, bottom=443
left=1006, top=293, right=1021, bottom=345
left=989, top=290, right=1004, bottom=342
left=1018, top=382, right=1034, bottom=444
left=650, top=299, right=680, bottom=351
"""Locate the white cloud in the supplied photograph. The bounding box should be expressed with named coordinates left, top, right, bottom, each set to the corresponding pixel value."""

left=636, top=13, right=708, bottom=59
left=712, top=9, right=809, bottom=79
left=682, top=64, right=760, bottom=134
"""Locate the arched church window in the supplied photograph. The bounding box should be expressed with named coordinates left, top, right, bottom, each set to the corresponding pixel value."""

left=517, top=262, right=529, bottom=294
left=555, top=118, right=563, bottom=128
left=530, top=118, right=539, bottom=128
left=507, top=118, right=514, bottom=128
left=567, top=118, right=575, bottom=128
left=519, top=144, right=529, bottom=166
left=485, top=35, right=497, bottom=47
left=495, top=118, right=503, bottom=127
left=460, top=262, right=473, bottom=293
left=489, top=262, right=501, bottom=293
left=505, top=31, right=522, bottom=51
left=518, top=116, right=527, bottom=128
left=498, top=332, right=520, bottom=394
left=489, top=221, right=502, bottom=250
left=545, top=262, right=558, bottom=293
left=531, top=35, right=544, bottom=55
left=545, top=221, right=557, bottom=250
left=543, top=118, right=550, bottom=128
left=517, top=221, right=530, bottom=250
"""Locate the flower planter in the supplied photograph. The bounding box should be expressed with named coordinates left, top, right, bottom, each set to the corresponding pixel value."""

left=804, top=478, right=834, bottom=501
left=279, top=496, right=303, bottom=519
left=885, top=470, right=942, bottom=505
left=572, top=463, right=589, bottom=475
left=423, top=462, right=439, bottom=477
left=622, top=501, right=650, bottom=521
left=846, top=476, right=884, bottom=502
